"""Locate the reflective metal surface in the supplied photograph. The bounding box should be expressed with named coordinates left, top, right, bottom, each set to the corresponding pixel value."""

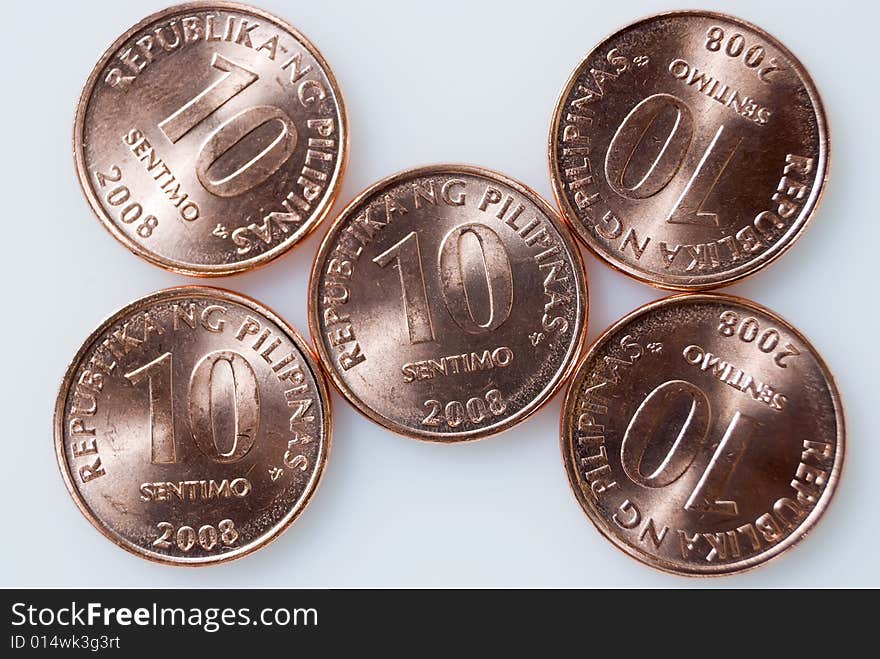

left=310, top=164, right=588, bottom=442
left=550, top=11, right=828, bottom=289
left=74, top=2, right=347, bottom=275
left=55, top=286, right=331, bottom=565
left=561, top=293, right=844, bottom=575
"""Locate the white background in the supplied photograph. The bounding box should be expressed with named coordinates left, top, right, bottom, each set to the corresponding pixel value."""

left=3, top=0, right=877, bottom=587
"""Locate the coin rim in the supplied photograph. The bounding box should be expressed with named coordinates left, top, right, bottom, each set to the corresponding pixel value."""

left=308, top=163, right=589, bottom=443
left=560, top=292, right=845, bottom=576
left=53, top=285, right=333, bottom=566
left=73, top=0, right=349, bottom=277
left=548, top=9, right=831, bottom=291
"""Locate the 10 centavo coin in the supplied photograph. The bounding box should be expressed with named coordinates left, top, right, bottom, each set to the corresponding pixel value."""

left=310, top=165, right=588, bottom=442
left=561, top=294, right=844, bottom=575
left=549, top=11, right=828, bottom=290
left=74, top=2, right=347, bottom=276
left=55, top=287, right=330, bottom=565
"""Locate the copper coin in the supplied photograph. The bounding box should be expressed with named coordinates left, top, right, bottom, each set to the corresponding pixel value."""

left=309, top=165, right=588, bottom=442
left=561, top=294, right=844, bottom=576
left=549, top=11, right=828, bottom=290
left=54, top=287, right=330, bottom=565
left=74, top=2, right=347, bottom=276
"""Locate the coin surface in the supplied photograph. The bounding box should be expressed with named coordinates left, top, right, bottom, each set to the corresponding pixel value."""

left=549, top=11, right=828, bottom=290
left=55, top=287, right=330, bottom=565
left=309, top=165, right=588, bottom=442
left=561, top=294, right=844, bottom=576
left=74, top=2, right=347, bottom=276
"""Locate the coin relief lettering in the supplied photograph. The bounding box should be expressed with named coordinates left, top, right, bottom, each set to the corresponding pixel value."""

left=151, top=519, right=239, bottom=552
left=716, top=310, right=801, bottom=367
left=139, top=478, right=252, bottom=502
left=551, top=12, right=827, bottom=288
left=421, top=389, right=507, bottom=429
left=562, top=295, right=843, bottom=574
left=77, top=6, right=346, bottom=274
left=401, top=346, right=514, bottom=384
left=666, top=60, right=773, bottom=126
left=94, top=165, right=161, bottom=238
left=704, top=26, right=786, bottom=84
left=310, top=167, right=587, bottom=441
left=56, top=289, right=330, bottom=564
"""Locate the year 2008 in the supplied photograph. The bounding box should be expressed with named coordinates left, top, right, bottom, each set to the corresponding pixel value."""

left=422, top=389, right=507, bottom=429
left=152, top=519, right=239, bottom=552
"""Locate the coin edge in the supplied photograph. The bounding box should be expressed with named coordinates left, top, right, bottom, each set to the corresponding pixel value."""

left=547, top=9, right=831, bottom=291
left=53, top=285, right=333, bottom=566
left=559, top=292, right=846, bottom=576
left=308, top=163, right=589, bottom=443
left=72, top=0, right=350, bottom=277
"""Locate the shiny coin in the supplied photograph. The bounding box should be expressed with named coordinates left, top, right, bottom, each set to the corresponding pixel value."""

left=309, top=165, right=588, bottom=442
left=74, top=2, right=347, bottom=276
left=549, top=11, right=828, bottom=290
left=561, top=294, right=844, bottom=576
left=55, top=287, right=330, bottom=565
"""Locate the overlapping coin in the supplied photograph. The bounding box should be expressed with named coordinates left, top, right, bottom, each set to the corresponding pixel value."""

left=550, top=11, right=828, bottom=290
left=561, top=294, right=844, bottom=575
left=55, top=287, right=330, bottom=565
left=74, top=2, right=347, bottom=275
left=309, top=165, right=588, bottom=442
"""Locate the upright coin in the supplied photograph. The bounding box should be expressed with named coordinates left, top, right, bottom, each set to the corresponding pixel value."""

left=561, top=294, right=844, bottom=576
left=55, top=287, right=330, bottom=565
left=310, top=165, right=588, bottom=442
left=549, top=11, right=828, bottom=290
left=74, top=2, right=347, bottom=276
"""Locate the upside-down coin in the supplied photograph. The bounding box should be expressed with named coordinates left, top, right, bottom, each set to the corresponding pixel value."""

left=74, top=2, right=347, bottom=275
left=561, top=294, right=844, bottom=575
left=55, top=287, right=330, bottom=565
left=310, top=165, right=588, bottom=442
left=549, top=11, right=828, bottom=290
